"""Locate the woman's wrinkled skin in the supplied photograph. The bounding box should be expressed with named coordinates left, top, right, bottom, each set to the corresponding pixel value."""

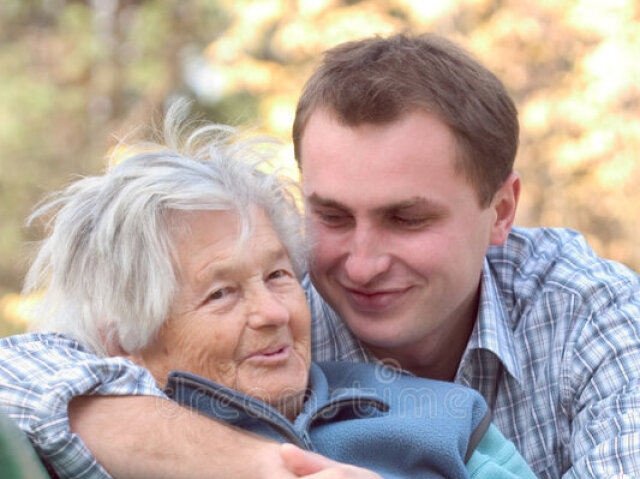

left=131, top=207, right=312, bottom=418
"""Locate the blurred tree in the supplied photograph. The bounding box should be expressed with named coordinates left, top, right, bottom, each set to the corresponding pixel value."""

left=195, top=0, right=640, bottom=266
left=0, top=0, right=234, bottom=331
left=1, top=0, right=638, bottom=334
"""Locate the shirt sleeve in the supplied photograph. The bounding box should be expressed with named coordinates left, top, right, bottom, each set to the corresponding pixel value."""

left=466, top=424, right=537, bottom=478
left=0, top=332, right=166, bottom=479
left=562, top=281, right=640, bottom=478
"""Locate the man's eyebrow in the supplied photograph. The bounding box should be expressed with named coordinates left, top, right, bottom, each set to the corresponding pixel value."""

left=306, top=193, right=350, bottom=211
left=374, top=196, right=446, bottom=215
left=306, top=193, right=446, bottom=216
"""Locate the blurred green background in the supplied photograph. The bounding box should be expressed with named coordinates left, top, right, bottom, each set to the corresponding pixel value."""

left=1, top=0, right=639, bottom=335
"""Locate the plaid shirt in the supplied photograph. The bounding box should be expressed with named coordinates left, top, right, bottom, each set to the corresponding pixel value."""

left=1, top=227, right=638, bottom=478
left=0, top=334, right=165, bottom=478
left=308, top=227, right=640, bottom=479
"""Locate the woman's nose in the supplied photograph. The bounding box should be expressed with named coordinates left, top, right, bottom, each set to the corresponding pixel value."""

left=246, top=286, right=290, bottom=328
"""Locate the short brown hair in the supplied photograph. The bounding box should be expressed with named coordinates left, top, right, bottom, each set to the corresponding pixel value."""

left=292, top=33, right=519, bottom=206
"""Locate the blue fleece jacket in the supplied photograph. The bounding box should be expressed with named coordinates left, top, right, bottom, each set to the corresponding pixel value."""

left=167, top=362, right=535, bottom=479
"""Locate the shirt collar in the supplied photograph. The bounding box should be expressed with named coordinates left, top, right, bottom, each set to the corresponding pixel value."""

left=461, top=258, right=523, bottom=385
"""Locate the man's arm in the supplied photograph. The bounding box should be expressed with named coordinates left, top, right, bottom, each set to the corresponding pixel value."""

left=0, top=333, right=378, bottom=478
left=0, top=333, right=293, bottom=478
left=70, top=395, right=295, bottom=479
left=71, top=397, right=394, bottom=479
left=563, top=284, right=640, bottom=478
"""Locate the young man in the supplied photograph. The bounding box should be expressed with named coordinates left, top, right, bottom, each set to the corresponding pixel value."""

left=293, top=34, right=640, bottom=478
left=1, top=34, right=639, bottom=478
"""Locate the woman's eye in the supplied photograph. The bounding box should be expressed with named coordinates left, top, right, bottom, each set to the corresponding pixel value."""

left=268, top=269, right=290, bottom=281
left=208, top=288, right=229, bottom=301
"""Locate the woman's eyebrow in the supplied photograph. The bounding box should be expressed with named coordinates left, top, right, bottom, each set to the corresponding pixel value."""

left=262, top=244, right=290, bottom=265
left=194, top=261, right=233, bottom=287
left=194, top=244, right=290, bottom=286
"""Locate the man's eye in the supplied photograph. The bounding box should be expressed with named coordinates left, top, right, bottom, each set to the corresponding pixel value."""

left=391, top=216, right=429, bottom=228
left=315, top=211, right=351, bottom=226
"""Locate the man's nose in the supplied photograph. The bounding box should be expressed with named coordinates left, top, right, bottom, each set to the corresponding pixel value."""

left=344, top=225, right=391, bottom=285
left=247, top=285, right=290, bottom=329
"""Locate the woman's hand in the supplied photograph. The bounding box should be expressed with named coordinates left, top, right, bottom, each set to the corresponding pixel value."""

left=280, top=444, right=385, bottom=479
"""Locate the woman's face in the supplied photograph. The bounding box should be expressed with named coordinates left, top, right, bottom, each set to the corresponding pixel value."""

left=133, top=207, right=311, bottom=414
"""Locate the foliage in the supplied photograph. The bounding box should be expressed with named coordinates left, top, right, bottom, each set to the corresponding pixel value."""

left=1, top=0, right=638, bottom=334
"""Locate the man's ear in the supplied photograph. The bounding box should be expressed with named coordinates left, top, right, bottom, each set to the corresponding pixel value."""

left=489, top=172, right=520, bottom=246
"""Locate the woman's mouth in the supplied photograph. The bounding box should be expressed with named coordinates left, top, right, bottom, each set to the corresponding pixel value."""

left=245, top=345, right=291, bottom=364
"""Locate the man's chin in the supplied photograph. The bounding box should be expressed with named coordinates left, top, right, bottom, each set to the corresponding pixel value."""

left=344, top=319, right=412, bottom=350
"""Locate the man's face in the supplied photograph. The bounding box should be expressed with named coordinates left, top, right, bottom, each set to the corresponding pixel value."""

left=301, top=109, right=515, bottom=365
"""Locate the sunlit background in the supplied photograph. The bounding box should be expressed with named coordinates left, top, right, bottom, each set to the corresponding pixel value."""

left=1, top=0, right=639, bottom=334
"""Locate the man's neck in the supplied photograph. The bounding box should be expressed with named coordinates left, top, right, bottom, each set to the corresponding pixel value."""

left=367, top=327, right=472, bottom=381
left=366, top=291, right=479, bottom=381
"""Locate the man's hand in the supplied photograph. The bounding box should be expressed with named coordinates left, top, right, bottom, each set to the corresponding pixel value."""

left=280, top=444, right=384, bottom=478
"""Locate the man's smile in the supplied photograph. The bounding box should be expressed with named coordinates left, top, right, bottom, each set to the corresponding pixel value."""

left=341, top=285, right=413, bottom=313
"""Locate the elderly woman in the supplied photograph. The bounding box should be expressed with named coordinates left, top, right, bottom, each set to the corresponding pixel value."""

left=0, top=105, right=535, bottom=479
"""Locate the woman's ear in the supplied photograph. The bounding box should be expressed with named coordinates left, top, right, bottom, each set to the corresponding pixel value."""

left=489, top=172, right=520, bottom=246
left=100, top=327, right=133, bottom=359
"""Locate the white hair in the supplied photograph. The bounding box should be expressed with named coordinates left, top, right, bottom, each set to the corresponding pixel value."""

left=24, top=101, right=306, bottom=356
